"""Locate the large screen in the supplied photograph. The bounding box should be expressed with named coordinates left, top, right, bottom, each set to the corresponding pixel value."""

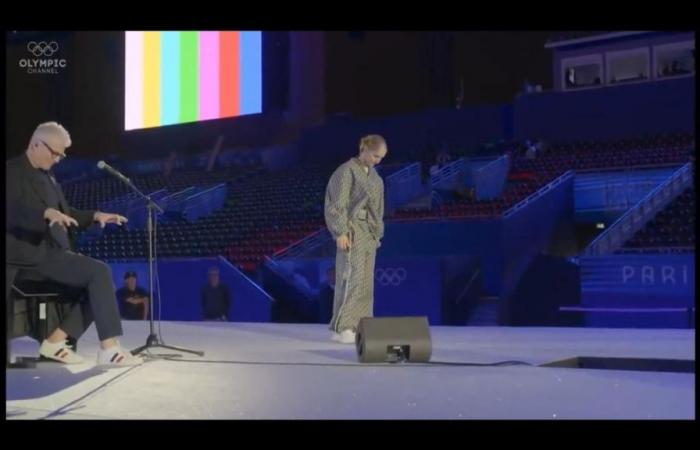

left=125, top=31, right=262, bottom=131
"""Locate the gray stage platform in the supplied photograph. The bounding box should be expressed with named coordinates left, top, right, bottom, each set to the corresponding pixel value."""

left=6, top=321, right=695, bottom=419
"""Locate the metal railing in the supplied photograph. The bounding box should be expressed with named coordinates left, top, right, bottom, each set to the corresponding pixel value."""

left=584, top=163, right=692, bottom=256
left=502, top=171, right=574, bottom=218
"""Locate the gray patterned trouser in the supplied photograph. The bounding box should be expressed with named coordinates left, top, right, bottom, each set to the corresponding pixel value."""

left=329, top=220, right=377, bottom=333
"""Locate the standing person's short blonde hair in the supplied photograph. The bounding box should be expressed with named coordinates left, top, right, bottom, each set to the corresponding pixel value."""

left=359, top=135, right=386, bottom=154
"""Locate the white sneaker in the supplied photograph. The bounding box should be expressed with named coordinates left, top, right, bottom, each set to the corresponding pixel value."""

left=39, top=339, right=86, bottom=364
left=338, top=329, right=356, bottom=344
left=97, top=343, right=144, bottom=367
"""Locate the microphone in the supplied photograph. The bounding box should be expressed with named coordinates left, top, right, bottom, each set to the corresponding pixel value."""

left=97, top=161, right=132, bottom=184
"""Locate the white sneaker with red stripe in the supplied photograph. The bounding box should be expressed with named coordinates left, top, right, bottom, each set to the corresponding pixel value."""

left=97, top=343, right=144, bottom=367
left=39, top=339, right=86, bottom=364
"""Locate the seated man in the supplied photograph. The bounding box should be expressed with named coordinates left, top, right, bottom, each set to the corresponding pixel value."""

left=6, top=121, right=143, bottom=366
left=116, top=271, right=149, bottom=320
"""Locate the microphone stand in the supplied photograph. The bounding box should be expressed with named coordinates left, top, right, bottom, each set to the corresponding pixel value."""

left=109, top=174, right=203, bottom=358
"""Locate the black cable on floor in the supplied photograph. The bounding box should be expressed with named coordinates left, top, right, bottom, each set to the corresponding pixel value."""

left=146, top=355, right=534, bottom=368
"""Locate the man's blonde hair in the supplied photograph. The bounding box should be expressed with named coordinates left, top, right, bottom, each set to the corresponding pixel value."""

left=31, top=121, right=72, bottom=148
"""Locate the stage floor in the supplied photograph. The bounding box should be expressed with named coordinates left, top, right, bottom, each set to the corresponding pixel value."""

left=6, top=322, right=695, bottom=420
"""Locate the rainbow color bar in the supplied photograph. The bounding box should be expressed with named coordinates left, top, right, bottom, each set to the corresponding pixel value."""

left=125, top=31, right=262, bottom=130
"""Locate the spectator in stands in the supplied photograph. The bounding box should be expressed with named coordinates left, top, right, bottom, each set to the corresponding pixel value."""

left=422, top=129, right=439, bottom=182
left=436, top=147, right=451, bottom=167
left=565, top=68, right=576, bottom=88
left=429, top=161, right=440, bottom=177
left=201, top=266, right=231, bottom=321
left=116, top=271, right=150, bottom=320
left=317, top=266, right=335, bottom=323
left=324, top=134, right=387, bottom=344
left=526, top=140, right=538, bottom=160
left=536, top=139, right=549, bottom=156
left=454, top=186, right=476, bottom=201
left=671, top=61, right=680, bottom=75
left=164, top=151, right=178, bottom=177
left=6, top=121, right=142, bottom=366
left=430, top=143, right=452, bottom=177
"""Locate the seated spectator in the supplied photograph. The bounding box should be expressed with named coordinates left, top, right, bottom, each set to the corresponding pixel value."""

left=116, top=271, right=149, bottom=320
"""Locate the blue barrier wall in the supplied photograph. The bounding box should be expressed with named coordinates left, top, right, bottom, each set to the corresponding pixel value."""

left=579, top=254, right=694, bottom=328
left=374, top=257, right=443, bottom=324
left=463, top=157, right=498, bottom=187
left=580, top=254, right=694, bottom=308
left=108, top=257, right=273, bottom=322
left=501, top=175, right=575, bottom=298
left=507, top=255, right=581, bottom=326
left=379, top=219, right=503, bottom=295
left=263, top=255, right=480, bottom=325
left=474, top=156, right=509, bottom=200
left=384, top=164, right=423, bottom=212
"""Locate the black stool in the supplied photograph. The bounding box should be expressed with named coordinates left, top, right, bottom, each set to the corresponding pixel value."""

left=7, top=270, right=80, bottom=368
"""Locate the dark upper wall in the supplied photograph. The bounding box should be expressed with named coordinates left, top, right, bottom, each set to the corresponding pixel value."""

left=6, top=31, right=325, bottom=160
left=514, top=76, right=695, bottom=142
left=324, top=31, right=553, bottom=117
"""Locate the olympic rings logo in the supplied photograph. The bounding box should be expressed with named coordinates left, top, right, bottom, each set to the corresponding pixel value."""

left=375, top=267, right=407, bottom=286
left=27, top=41, right=59, bottom=57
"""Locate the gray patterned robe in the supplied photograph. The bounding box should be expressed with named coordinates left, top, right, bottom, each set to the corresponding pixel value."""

left=324, top=158, right=385, bottom=332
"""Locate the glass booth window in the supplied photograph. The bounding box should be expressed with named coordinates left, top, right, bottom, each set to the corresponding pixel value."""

left=564, top=63, right=602, bottom=90
left=656, top=46, right=694, bottom=78
left=608, top=50, right=649, bottom=84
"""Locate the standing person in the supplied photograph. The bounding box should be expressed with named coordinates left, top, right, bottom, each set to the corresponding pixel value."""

left=324, top=135, right=387, bottom=344
left=201, top=266, right=231, bottom=321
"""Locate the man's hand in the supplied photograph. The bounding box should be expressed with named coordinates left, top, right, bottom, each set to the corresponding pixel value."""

left=336, top=234, right=352, bottom=251
left=94, top=212, right=128, bottom=228
left=44, top=208, right=78, bottom=230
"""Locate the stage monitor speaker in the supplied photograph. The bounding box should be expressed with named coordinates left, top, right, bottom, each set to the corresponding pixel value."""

left=355, top=317, right=432, bottom=363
